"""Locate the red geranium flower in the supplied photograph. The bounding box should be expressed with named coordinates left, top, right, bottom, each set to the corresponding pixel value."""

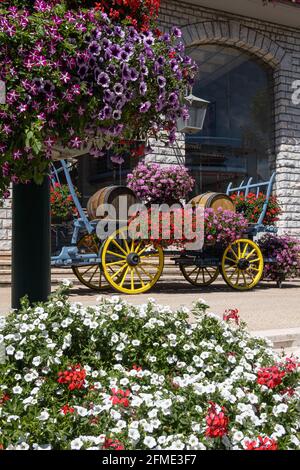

left=205, top=402, right=229, bottom=438
left=103, top=438, right=125, bottom=450
left=60, top=404, right=75, bottom=415
left=110, top=388, right=131, bottom=407
left=57, top=364, right=86, bottom=391
left=223, top=308, right=240, bottom=325
left=0, top=393, right=10, bottom=405
left=245, top=436, right=278, bottom=451
left=257, top=366, right=286, bottom=389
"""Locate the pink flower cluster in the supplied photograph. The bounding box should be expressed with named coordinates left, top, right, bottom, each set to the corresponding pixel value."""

left=127, top=162, right=195, bottom=204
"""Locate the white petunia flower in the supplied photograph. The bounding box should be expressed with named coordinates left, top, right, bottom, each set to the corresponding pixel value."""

left=71, top=438, right=84, bottom=450
left=129, top=428, right=140, bottom=441
left=38, top=410, right=50, bottom=421
left=15, top=351, right=24, bottom=360
left=232, top=431, right=244, bottom=442
left=143, top=436, right=157, bottom=449
left=273, top=404, right=289, bottom=416
left=6, top=345, right=15, bottom=356
left=12, top=386, right=23, bottom=394
left=32, top=356, right=41, bottom=367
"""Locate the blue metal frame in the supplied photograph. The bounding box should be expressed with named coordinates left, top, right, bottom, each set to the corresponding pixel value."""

left=50, top=160, right=100, bottom=268
left=226, top=172, right=277, bottom=234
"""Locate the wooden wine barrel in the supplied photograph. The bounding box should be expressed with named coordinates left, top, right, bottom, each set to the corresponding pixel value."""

left=188, top=192, right=235, bottom=212
left=87, top=186, right=140, bottom=220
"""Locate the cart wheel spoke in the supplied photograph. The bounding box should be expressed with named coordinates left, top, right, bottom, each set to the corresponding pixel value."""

left=134, top=241, right=143, bottom=254
left=245, top=248, right=257, bottom=259
left=130, top=269, right=135, bottom=291
left=225, top=256, right=237, bottom=264
left=88, top=266, right=98, bottom=283
left=123, top=239, right=131, bottom=254
left=105, top=259, right=127, bottom=267
left=135, top=267, right=145, bottom=287
left=111, top=239, right=128, bottom=256
left=106, top=250, right=126, bottom=259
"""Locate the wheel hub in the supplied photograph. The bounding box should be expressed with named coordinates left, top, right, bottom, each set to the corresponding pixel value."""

left=237, top=258, right=250, bottom=270
left=127, top=252, right=140, bottom=266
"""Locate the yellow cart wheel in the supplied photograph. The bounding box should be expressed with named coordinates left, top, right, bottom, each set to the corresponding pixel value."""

left=180, top=265, right=219, bottom=286
left=221, top=239, right=264, bottom=291
left=101, top=226, right=164, bottom=294
left=72, top=234, right=109, bottom=291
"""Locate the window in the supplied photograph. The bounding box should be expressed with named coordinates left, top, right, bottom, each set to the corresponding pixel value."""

left=186, top=45, right=274, bottom=195
left=77, top=153, right=137, bottom=205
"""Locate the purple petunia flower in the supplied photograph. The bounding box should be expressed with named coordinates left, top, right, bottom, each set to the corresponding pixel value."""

left=78, top=64, right=88, bottom=79
left=130, top=68, right=139, bottom=81
left=110, top=44, right=121, bottom=59
left=122, top=64, right=131, bottom=81
left=120, top=50, right=129, bottom=62
left=114, top=83, right=124, bottom=95
left=104, top=89, right=115, bottom=103
left=97, top=72, right=110, bottom=88
left=157, top=76, right=166, bottom=88
left=139, top=82, right=147, bottom=96
left=112, top=109, right=122, bottom=120
left=171, top=27, right=182, bottom=38
left=89, top=41, right=101, bottom=56
left=140, top=101, right=151, bottom=113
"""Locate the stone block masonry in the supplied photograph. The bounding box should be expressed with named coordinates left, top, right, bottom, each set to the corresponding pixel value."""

left=0, top=192, right=12, bottom=253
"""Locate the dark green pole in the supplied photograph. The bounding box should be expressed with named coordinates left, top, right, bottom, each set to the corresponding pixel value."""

left=11, top=177, right=51, bottom=309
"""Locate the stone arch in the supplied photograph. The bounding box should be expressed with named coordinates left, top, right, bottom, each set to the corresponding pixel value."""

left=181, top=20, right=289, bottom=69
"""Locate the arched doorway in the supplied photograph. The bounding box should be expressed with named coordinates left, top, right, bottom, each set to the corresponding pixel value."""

left=186, top=44, right=275, bottom=195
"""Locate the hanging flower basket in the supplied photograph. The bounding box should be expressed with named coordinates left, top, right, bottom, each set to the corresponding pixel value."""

left=0, top=2, right=197, bottom=199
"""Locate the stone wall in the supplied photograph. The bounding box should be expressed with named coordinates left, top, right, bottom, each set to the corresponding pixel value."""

left=0, top=192, right=12, bottom=252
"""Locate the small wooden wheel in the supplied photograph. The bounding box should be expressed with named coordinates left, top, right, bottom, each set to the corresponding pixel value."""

left=180, top=265, right=219, bottom=286
left=101, top=226, right=164, bottom=294
left=221, top=239, right=264, bottom=291
left=72, top=234, right=108, bottom=291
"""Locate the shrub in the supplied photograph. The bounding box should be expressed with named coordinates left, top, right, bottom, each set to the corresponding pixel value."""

left=1, top=287, right=299, bottom=450
left=127, top=162, right=195, bottom=205
left=258, top=234, right=300, bottom=283
left=230, top=192, right=281, bottom=226
left=50, top=183, right=79, bottom=221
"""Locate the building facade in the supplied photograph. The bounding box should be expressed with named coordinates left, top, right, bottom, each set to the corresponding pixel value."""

left=1, top=0, right=300, bottom=254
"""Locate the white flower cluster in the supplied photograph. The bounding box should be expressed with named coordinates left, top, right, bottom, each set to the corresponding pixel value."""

left=0, top=291, right=299, bottom=450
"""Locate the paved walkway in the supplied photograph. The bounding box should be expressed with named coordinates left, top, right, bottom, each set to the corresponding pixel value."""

left=1, top=279, right=300, bottom=332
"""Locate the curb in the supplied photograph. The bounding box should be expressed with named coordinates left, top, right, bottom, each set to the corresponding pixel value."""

left=252, top=327, right=300, bottom=352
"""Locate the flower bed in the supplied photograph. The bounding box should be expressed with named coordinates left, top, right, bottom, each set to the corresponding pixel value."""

left=0, top=287, right=299, bottom=450
left=130, top=207, right=248, bottom=249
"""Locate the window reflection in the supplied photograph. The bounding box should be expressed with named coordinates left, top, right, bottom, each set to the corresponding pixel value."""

left=186, top=45, right=274, bottom=195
